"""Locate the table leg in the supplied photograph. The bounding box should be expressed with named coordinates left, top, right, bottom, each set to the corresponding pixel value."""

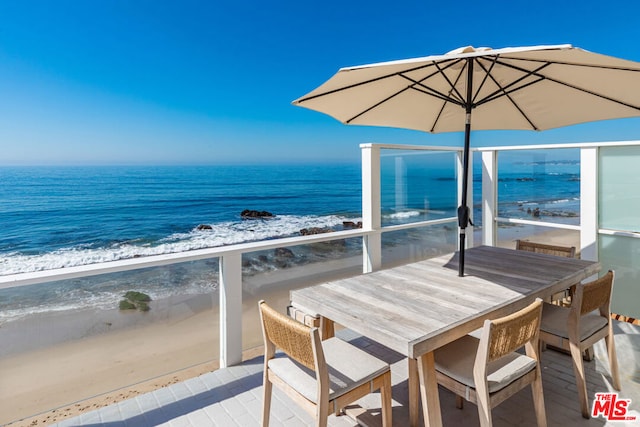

left=408, top=358, right=420, bottom=427
left=417, top=352, right=442, bottom=427
left=320, top=317, right=334, bottom=340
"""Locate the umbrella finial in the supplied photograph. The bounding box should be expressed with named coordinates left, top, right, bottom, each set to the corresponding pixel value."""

left=446, top=46, right=493, bottom=55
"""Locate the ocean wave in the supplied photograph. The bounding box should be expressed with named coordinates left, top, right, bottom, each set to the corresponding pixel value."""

left=0, top=214, right=359, bottom=275
left=385, top=211, right=421, bottom=219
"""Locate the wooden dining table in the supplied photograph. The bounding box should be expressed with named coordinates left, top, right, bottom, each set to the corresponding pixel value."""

left=289, top=245, right=601, bottom=427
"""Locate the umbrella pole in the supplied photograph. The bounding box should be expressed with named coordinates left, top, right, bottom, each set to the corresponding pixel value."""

left=458, top=119, right=471, bottom=276
left=458, top=59, right=474, bottom=277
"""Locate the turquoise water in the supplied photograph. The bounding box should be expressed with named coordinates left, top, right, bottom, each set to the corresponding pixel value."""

left=0, top=156, right=580, bottom=322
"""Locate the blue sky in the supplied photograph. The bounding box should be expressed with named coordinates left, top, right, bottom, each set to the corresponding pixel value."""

left=1, top=0, right=639, bottom=165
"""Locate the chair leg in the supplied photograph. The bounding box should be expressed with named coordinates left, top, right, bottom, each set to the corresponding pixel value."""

left=583, top=346, right=594, bottom=361
left=262, top=377, right=273, bottom=427
left=605, top=330, right=621, bottom=390
left=316, top=401, right=328, bottom=427
left=531, top=370, right=548, bottom=427
left=569, top=342, right=590, bottom=418
left=380, top=371, right=393, bottom=427
left=474, top=381, right=492, bottom=427
left=539, top=340, right=547, bottom=353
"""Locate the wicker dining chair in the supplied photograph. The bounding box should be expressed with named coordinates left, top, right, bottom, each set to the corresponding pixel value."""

left=515, top=239, right=576, bottom=258
left=539, top=270, right=621, bottom=418
left=434, top=299, right=546, bottom=427
left=258, top=301, right=392, bottom=427
left=516, top=240, right=577, bottom=305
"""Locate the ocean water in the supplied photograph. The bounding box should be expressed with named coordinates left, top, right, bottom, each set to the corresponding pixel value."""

left=0, top=155, right=580, bottom=323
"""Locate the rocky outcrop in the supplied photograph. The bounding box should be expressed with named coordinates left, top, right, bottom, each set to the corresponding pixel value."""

left=119, top=291, right=152, bottom=312
left=342, top=221, right=363, bottom=229
left=525, top=207, right=578, bottom=218
left=241, top=209, right=274, bottom=219
left=300, top=227, right=331, bottom=236
left=275, top=247, right=295, bottom=258
left=196, top=224, right=213, bottom=230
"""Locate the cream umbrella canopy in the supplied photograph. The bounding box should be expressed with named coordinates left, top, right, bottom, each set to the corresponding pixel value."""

left=292, top=44, right=640, bottom=276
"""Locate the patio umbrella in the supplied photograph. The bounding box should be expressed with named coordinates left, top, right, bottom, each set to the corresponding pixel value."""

left=292, top=44, right=640, bottom=276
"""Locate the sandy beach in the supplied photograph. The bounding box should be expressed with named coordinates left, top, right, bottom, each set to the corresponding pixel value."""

left=1, top=253, right=364, bottom=426
left=2, top=226, right=580, bottom=426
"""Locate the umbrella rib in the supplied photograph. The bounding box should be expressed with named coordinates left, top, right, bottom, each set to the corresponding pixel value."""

left=473, top=60, right=552, bottom=106
left=477, top=76, right=545, bottom=106
left=398, top=58, right=467, bottom=105
left=294, top=60, right=457, bottom=104
left=470, top=59, right=551, bottom=129
left=501, top=56, right=640, bottom=73
left=400, top=75, right=465, bottom=107
left=482, top=58, right=640, bottom=112
left=344, top=88, right=411, bottom=123
left=539, top=74, right=640, bottom=111
left=478, top=74, right=543, bottom=130
left=428, top=63, right=469, bottom=132
left=345, top=61, right=467, bottom=124
left=470, top=56, right=499, bottom=105
left=400, top=60, right=466, bottom=104
left=433, top=60, right=467, bottom=105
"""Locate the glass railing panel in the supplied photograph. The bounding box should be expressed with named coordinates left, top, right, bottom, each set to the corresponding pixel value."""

left=496, top=223, right=580, bottom=252
left=381, top=221, right=458, bottom=267
left=241, top=238, right=363, bottom=352
left=0, top=260, right=219, bottom=425
left=599, top=234, right=640, bottom=318
left=599, top=145, right=640, bottom=232
left=496, top=149, right=580, bottom=226
left=380, top=150, right=458, bottom=226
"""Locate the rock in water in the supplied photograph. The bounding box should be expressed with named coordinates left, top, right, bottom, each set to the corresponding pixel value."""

left=241, top=209, right=274, bottom=219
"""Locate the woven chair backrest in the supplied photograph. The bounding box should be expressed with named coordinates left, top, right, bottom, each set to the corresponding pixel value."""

left=486, top=299, right=543, bottom=362
left=260, top=302, right=317, bottom=371
left=516, top=240, right=576, bottom=258
left=577, top=270, right=614, bottom=316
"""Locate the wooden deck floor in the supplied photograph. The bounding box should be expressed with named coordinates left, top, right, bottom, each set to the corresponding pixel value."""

left=50, top=321, right=639, bottom=427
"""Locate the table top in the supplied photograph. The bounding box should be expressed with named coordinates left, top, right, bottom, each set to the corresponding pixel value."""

left=290, top=245, right=601, bottom=359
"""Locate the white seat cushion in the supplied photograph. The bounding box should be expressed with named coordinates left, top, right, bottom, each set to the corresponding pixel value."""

left=268, top=336, right=389, bottom=403
left=434, top=335, right=536, bottom=394
left=540, top=302, right=608, bottom=341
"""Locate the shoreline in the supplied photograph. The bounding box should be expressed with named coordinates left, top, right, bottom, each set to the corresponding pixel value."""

left=2, top=226, right=580, bottom=426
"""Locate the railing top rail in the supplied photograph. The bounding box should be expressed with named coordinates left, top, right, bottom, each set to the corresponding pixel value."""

left=474, top=140, right=640, bottom=151
left=362, top=140, right=640, bottom=152
left=360, top=143, right=463, bottom=152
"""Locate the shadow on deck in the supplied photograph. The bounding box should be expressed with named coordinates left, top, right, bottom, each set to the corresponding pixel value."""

left=52, top=321, right=639, bottom=427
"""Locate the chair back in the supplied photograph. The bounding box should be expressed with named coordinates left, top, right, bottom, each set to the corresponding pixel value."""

left=516, top=240, right=576, bottom=258
left=484, top=299, right=543, bottom=362
left=574, top=270, right=614, bottom=317
left=259, top=301, right=317, bottom=371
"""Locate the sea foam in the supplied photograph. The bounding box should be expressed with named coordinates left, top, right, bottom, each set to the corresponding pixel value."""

left=0, top=214, right=358, bottom=275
